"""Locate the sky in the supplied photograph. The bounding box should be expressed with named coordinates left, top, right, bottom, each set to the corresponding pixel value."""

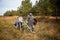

left=0, top=0, right=37, bottom=16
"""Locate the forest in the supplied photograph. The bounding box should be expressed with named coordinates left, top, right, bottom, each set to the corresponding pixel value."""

left=4, top=0, right=60, bottom=17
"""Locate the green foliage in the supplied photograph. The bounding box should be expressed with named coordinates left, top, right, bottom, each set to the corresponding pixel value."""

left=4, top=11, right=12, bottom=16
left=18, top=0, right=32, bottom=16
left=4, top=0, right=32, bottom=16
left=31, top=0, right=52, bottom=16
left=50, top=0, right=60, bottom=16
left=4, top=0, right=60, bottom=17
left=4, top=10, right=18, bottom=16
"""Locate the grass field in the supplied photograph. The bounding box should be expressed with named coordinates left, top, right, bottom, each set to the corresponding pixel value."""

left=0, top=16, right=60, bottom=40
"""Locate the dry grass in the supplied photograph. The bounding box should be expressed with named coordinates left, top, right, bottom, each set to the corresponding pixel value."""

left=0, top=16, right=60, bottom=40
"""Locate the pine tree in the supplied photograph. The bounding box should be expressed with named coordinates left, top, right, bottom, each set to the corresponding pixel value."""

left=18, top=0, right=32, bottom=16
